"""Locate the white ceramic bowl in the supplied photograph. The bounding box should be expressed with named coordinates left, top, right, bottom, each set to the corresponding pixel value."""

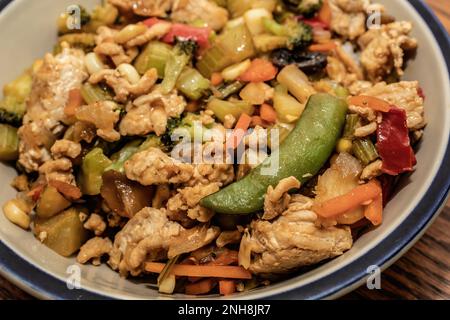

left=0, top=0, right=449, bottom=300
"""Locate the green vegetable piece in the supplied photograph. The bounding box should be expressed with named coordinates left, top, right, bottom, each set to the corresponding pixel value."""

left=176, top=67, right=210, bottom=100
left=161, top=40, right=197, bottom=94
left=134, top=41, right=173, bottom=77
left=36, top=186, right=71, bottom=219
left=34, top=208, right=89, bottom=257
left=201, top=93, right=348, bottom=214
left=0, top=71, right=32, bottom=126
left=343, top=114, right=360, bottom=139
left=0, top=124, right=19, bottom=161
left=80, top=83, right=112, bottom=104
left=283, top=0, right=323, bottom=17
left=79, top=148, right=112, bottom=195
left=262, top=17, right=312, bottom=49
left=215, top=81, right=245, bottom=100
left=352, top=138, right=379, bottom=165
left=197, top=24, right=256, bottom=78
left=58, top=33, right=96, bottom=52
left=207, top=98, right=255, bottom=123
left=107, top=140, right=142, bottom=173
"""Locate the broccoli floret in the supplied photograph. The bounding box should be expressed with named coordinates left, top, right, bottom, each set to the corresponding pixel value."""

left=174, top=38, right=199, bottom=57
left=0, top=107, right=24, bottom=127
left=160, top=117, right=183, bottom=150
left=283, top=0, right=323, bottom=17
left=262, top=17, right=313, bottom=50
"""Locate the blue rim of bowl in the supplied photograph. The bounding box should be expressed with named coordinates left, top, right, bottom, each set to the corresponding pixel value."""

left=0, top=0, right=449, bottom=300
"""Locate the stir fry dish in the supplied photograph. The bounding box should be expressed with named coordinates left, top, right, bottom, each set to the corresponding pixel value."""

left=0, top=0, right=424, bottom=296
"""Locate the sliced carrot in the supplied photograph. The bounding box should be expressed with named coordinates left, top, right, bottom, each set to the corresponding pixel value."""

left=238, top=59, right=278, bottom=83
left=185, top=278, right=216, bottom=295
left=364, top=194, right=383, bottom=226
left=211, top=72, right=224, bottom=86
left=226, top=113, right=252, bottom=149
left=260, top=104, right=277, bottom=123
left=206, top=250, right=239, bottom=266
left=64, top=88, right=84, bottom=117
left=309, top=41, right=337, bottom=52
left=219, top=280, right=236, bottom=296
left=48, top=180, right=82, bottom=200
left=318, top=0, right=332, bottom=26
left=313, top=180, right=382, bottom=218
left=145, top=262, right=252, bottom=279
left=348, top=95, right=391, bottom=112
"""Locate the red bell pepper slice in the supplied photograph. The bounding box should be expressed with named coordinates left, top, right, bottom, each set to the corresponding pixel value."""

left=300, top=18, right=330, bottom=30
left=376, top=107, right=417, bottom=175
left=162, top=24, right=211, bottom=51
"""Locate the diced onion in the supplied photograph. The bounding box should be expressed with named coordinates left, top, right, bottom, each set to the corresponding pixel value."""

left=158, top=274, right=176, bottom=294
left=221, top=59, right=251, bottom=81
left=117, top=64, right=141, bottom=85
left=114, top=24, right=147, bottom=44
left=243, top=8, right=273, bottom=36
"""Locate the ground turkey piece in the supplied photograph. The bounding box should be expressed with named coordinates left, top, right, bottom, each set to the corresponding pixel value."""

left=108, top=0, right=173, bottom=17
left=328, top=0, right=367, bottom=40
left=77, top=237, right=113, bottom=265
left=359, top=21, right=418, bottom=82
left=359, top=81, right=425, bottom=130
left=108, top=207, right=219, bottom=276
left=239, top=210, right=352, bottom=274
left=18, top=46, right=88, bottom=172
left=171, top=0, right=229, bottom=31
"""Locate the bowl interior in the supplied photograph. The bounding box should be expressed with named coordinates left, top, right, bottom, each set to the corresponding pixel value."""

left=0, top=0, right=449, bottom=299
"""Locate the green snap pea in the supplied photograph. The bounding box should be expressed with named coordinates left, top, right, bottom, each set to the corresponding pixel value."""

left=200, top=93, right=348, bottom=214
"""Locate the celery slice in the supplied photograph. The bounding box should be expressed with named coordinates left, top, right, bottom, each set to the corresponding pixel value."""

left=176, top=67, right=210, bottom=100
left=79, top=148, right=112, bottom=195
left=134, top=41, right=173, bottom=77
left=207, top=98, right=254, bottom=123
left=0, top=124, right=19, bottom=161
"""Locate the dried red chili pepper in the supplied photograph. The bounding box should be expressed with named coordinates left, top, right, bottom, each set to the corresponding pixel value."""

left=376, top=107, right=417, bottom=175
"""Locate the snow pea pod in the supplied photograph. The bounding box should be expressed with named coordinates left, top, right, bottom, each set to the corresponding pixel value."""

left=200, top=93, right=348, bottom=214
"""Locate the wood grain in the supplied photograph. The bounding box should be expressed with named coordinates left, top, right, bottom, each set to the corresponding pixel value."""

left=0, top=0, right=449, bottom=300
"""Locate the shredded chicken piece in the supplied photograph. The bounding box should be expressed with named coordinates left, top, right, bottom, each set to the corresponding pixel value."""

left=38, top=158, right=75, bottom=185
left=50, top=139, right=81, bottom=159
left=335, top=44, right=364, bottom=80
left=199, top=110, right=216, bottom=126
left=18, top=45, right=87, bottom=172
left=326, top=56, right=360, bottom=87
left=167, top=183, right=219, bottom=223
left=216, top=230, right=242, bottom=248
left=171, top=0, right=229, bottom=31
left=359, top=81, right=425, bottom=129
left=239, top=210, right=353, bottom=274
left=348, top=80, right=373, bottom=95
left=108, top=207, right=218, bottom=276
left=359, top=21, right=418, bottom=82
left=109, top=0, right=173, bottom=17
left=84, top=214, right=107, bottom=236
left=77, top=237, right=113, bottom=265
left=223, top=114, right=236, bottom=129
left=89, top=68, right=158, bottom=103
left=263, top=177, right=301, bottom=221
left=125, top=148, right=234, bottom=187
left=120, top=87, right=185, bottom=136
left=75, top=101, right=121, bottom=142
left=125, top=22, right=172, bottom=47
left=349, top=104, right=377, bottom=122
left=360, top=160, right=383, bottom=180
left=329, top=0, right=367, bottom=40
left=94, top=42, right=138, bottom=67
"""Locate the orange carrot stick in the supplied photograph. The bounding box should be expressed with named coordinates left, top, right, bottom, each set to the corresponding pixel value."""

left=313, top=180, right=382, bottom=218
left=185, top=278, right=216, bottom=295
left=364, top=194, right=383, bottom=226
left=309, top=41, right=337, bottom=52
left=211, top=72, right=223, bottom=86
left=226, top=113, right=252, bottom=149
left=348, top=95, right=391, bottom=112
left=239, top=59, right=278, bottom=83
left=318, top=0, right=332, bottom=26
left=260, top=104, right=277, bottom=123
left=219, top=280, right=236, bottom=296
left=145, top=262, right=252, bottom=279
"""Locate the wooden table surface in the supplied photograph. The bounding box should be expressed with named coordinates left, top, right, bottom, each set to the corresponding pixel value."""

left=1, top=0, right=449, bottom=300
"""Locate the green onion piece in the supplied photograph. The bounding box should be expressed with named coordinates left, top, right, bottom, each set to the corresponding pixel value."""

left=343, top=114, right=360, bottom=139
left=134, top=41, right=173, bottom=77
left=176, top=67, right=210, bottom=100
left=215, top=81, right=245, bottom=100
left=157, top=255, right=180, bottom=287
left=79, top=148, right=112, bottom=195
left=80, top=83, right=112, bottom=104
left=0, top=124, right=19, bottom=161
left=352, top=138, right=379, bottom=165
left=106, top=140, right=142, bottom=173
